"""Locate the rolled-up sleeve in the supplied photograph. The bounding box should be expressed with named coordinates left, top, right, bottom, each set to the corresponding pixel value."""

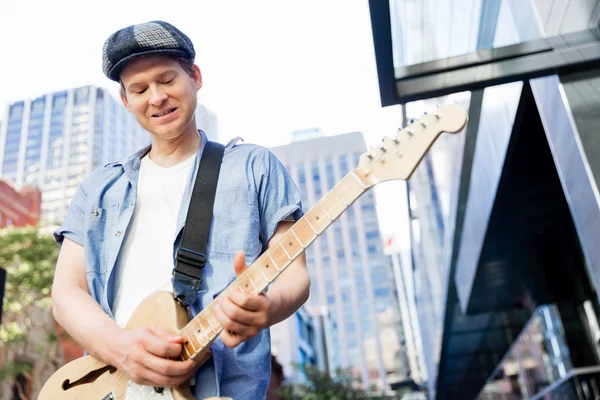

left=257, top=148, right=304, bottom=250
left=53, top=179, right=88, bottom=246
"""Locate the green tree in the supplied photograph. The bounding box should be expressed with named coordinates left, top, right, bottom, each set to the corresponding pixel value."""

left=0, top=226, right=60, bottom=393
left=277, top=364, right=399, bottom=400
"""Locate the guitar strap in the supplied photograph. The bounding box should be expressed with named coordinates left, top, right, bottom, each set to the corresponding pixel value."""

left=172, top=139, right=225, bottom=307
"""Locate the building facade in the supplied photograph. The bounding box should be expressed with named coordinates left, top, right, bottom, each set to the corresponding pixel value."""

left=383, top=234, right=427, bottom=387
left=271, top=132, right=404, bottom=390
left=0, top=86, right=148, bottom=223
left=271, top=306, right=320, bottom=384
left=369, top=0, right=600, bottom=398
left=0, top=180, right=41, bottom=228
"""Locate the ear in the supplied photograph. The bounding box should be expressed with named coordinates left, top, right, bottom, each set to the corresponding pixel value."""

left=192, top=64, right=203, bottom=91
left=120, top=91, right=132, bottom=113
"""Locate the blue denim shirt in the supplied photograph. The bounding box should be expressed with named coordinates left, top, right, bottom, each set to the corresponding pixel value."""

left=54, top=130, right=303, bottom=399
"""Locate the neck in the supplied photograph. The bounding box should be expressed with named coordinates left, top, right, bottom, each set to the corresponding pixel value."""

left=149, top=126, right=201, bottom=167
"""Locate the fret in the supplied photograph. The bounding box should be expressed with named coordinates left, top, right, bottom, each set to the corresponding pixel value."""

left=181, top=340, right=192, bottom=358
left=350, top=170, right=368, bottom=189
left=247, top=273, right=259, bottom=293
left=279, top=241, right=291, bottom=259
left=267, top=253, right=282, bottom=272
left=304, top=217, right=318, bottom=234
left=281, top=231, right=304, bottom=259
left=269, top=246, right=290, bottom=272
left=236, top=273, right=258, bottom=295
left=196, top=314, right=216, bottom=340
left=292, top=219, right=317, bottom=247
left=304, top=208, right=330, bottom=233
left=257, top=254, right=279, bottom=280
left=246, top=265, right=269, bottom=290
left=183, top=328, right=198, bottom=353
left=290, top=228, right=305, bottom=247
left=333, top=185, right=350, bottom=206
left=255, top=260, right=271, bottom=283
left=235, top=280, right=247, bottom=293
left=317, top=202, right=332, bottom=221
left=193, top=319, right=209, bottom=346
left=204, top=308, right=220, bottom=335
left=320, top=190, right=346, bottom=219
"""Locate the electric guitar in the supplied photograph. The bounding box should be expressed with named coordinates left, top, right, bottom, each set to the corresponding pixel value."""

left=39, top=103, right=467, bottom=400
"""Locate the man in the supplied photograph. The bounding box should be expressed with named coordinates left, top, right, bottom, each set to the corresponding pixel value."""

left=51, top=20, right=310, bottom=399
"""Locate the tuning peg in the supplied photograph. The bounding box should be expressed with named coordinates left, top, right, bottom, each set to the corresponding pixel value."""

left=407, top=129, right=414, bottom=137
left=380, top=146, right=387, bottom=153
left=393, top=138, right=400, bottom=145
left=420, top=121, right=427, bottom=128
left=409, top=119, right=415, bottom=124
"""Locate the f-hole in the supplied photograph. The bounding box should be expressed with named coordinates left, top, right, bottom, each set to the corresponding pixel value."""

left=61, top=365, right=117, bottom=391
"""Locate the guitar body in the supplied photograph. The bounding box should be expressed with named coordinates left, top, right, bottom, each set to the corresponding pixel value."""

left=39, top=291, right=209, bottom=400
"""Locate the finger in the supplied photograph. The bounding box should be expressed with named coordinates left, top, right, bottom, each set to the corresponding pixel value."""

left=229, top=290, right=269, bottom=312
left=220, top=329, right=243, bottom=349
left=141, top=331, right=186, bottom=359
left=233, top=250, right=247, bottom=277
left=214, top=303, right=253, bottom=336
left=141, top=353, right=196, bottom=378
left=130, top=362, right=195, bottom=387
left=148, top=326, right=186, bottom=344
left=220, top=297, right=265, bottom=326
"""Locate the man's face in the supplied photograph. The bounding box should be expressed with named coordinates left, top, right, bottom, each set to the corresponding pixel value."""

left=120, top=55, right=202, bottom=140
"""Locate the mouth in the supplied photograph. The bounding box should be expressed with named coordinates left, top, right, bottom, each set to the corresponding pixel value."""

left=152, top=108, right=177, bottom=118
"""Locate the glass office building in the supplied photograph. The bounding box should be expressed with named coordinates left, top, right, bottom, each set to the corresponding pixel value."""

left=370, top=0, right=600, bottom=398
left=0, top=86, right=148, bottom=223
left=271, top=132, right=404, bottom=390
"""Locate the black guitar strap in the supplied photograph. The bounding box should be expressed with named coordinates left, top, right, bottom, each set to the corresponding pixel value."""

left=172, top=140, right=225, bottom=307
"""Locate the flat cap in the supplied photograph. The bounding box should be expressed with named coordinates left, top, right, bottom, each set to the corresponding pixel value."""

left=102, top=21, right=195, bottom=81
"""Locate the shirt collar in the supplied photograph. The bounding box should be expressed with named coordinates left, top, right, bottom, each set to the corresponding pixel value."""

left=118, top=130, right=208, bottom=190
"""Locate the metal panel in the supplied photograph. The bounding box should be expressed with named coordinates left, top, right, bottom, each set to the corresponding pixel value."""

left=454, top=82, right=522, bottom=312
left=530, top=71, right=600, bottom=303
left=368, top=0, right=397, bottom=107
left=395, top=38, right=600, bottom=103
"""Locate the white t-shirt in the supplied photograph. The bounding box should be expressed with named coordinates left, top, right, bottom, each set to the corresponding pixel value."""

left=112, top=152, right=196, bottom=328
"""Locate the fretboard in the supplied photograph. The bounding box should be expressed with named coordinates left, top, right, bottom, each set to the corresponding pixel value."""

left=178, top=169, right=370, bottom=361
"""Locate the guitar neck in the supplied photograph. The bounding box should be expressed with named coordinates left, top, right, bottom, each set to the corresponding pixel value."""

left=178, top=168, right=371, bottom=361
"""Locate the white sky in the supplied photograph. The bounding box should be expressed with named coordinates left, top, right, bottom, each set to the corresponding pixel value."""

left=0, top=0, right=410, bottom=247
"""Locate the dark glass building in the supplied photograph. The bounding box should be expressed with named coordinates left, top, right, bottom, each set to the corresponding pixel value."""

left=370, top=0, right=600, bottom=398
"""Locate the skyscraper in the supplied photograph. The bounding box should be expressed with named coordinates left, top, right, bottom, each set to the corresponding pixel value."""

left=0, top=85, right=148, bottom=223
left=271, top=132, right=403, bottom=390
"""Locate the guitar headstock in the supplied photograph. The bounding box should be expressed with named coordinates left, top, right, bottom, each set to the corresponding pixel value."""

left=357, top=103, right=467, bottom=184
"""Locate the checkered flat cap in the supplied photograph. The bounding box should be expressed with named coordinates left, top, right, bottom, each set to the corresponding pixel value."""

left=102, top=21, right=195, bottom=81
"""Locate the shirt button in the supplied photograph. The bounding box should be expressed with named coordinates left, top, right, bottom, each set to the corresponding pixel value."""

left=115, top=231, right=121, bottom=237
left=92, top=210, right=99, bottom=216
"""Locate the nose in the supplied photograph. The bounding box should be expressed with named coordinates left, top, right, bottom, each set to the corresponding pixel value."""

left=148, top=85, right=168, bottom=107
